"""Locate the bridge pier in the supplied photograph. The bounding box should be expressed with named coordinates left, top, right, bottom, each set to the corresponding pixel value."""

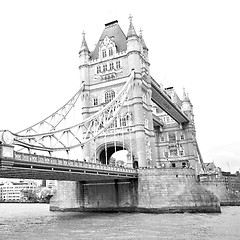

left=50, top=168, right=220, bottom=213
left=50, top=179, right=138, bottom=212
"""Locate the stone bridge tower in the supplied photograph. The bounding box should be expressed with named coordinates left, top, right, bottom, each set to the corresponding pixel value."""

left=79, top=18, right=156, bottom=168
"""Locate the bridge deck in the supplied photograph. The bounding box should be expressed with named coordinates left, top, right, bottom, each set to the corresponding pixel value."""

left=0, top=146, right=138, bottom=181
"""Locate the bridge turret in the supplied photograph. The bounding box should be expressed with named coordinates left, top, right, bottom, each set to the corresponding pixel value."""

left=126, top=15, right=141, bottom=72
left=139, top=29, right=149, bottom=62
left=181, top=88, right=194, bottom=120
left=79, top=31, right=90, bottom=87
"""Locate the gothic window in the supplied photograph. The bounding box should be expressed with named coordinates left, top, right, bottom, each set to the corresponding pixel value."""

left=93, top=97, right=98, bottom=106
left=109, top=62, right=114, bottom=70
left=109, top=48, right=113, bottom=56
left=97, top=66, right=101, bottom=74
left=105, top=90, right=115, bottom=103
left=102, top=49, right=107, bottom=58
left=116, top=61, right=121, bottom=69
left=120, top=117, right=127, bottom=127
left=103, top=64, right=107, bottom=72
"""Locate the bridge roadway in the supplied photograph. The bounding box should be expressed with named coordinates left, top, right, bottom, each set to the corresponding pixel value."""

left=0, top=145, right=138, bottom=182
left=151, top=77, right=190, bottom=124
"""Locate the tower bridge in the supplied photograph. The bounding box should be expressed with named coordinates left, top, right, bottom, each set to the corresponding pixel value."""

left=0, top=17, right=220, bottom=213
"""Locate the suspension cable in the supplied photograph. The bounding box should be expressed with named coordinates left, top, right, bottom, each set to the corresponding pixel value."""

left=127, top=100, right=133, bottom=167
left=121, top=116, right=125, bottom=151
left=105, top=131, right=107, bottom=165
left=114, top=116, right=117, bottom=154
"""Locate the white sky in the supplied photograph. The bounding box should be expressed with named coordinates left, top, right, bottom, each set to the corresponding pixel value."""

left=0, top=0, right=239, bottom=172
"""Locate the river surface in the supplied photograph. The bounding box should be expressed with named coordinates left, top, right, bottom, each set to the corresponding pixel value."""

left=0, top=204, right=240, bottom=240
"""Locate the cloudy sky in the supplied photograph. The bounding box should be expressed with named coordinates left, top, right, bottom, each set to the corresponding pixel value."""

left=0, top=0, right=239, bottom=172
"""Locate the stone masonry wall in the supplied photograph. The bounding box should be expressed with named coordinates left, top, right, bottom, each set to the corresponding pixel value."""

left=50, top=181, right=82, bottom=211
left=138, top=168, right=220, bottom=213
left=200, top=180, right=240, bottom=205
left=50, top=180, right=138, bottom=212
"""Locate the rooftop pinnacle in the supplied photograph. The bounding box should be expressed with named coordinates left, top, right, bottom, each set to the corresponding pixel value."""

left=127, top=14, right=137, bottom=38
left=79, top=31, right=90, bottom=54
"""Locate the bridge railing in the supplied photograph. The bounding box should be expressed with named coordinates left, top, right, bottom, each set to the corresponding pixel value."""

left=14, top=151, right=137, bottom=173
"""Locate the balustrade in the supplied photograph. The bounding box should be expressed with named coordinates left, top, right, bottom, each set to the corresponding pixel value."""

left=11, top=151, right=137, bottom=174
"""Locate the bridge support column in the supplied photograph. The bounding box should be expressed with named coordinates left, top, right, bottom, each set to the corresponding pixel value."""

left=50, top=181, right=83, bottom=211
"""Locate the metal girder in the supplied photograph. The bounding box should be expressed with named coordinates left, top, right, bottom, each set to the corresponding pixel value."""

left=11, top=71, right=135, bottom=152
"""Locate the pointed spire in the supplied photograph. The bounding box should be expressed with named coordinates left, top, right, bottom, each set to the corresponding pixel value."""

left=127, top=14, right=137, bottom=38
left=182, top=87, right=189, bottom=101
left=79, top=30, right=90, bottom=54
left=139, top=28, right=148, bottom=50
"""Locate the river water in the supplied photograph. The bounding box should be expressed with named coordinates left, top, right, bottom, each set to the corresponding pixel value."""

left=0, top=204, right=239, bottom=240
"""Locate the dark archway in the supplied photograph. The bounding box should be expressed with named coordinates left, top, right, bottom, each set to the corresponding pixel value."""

left=99, top=146, right=125, bottom=165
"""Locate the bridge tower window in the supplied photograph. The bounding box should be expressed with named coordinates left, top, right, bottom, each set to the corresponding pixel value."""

left=109, top=62, right=114, bottom=70
left=103, top=64, right=107, bottom=72
left=105, top=90, right=115, bottom=103
left=93, top=97, right=98, bottom=106
left=180, top=134, right=185, bottom=140
left=97, top=66, right=101, bottom=74
left=109, top=48, right=113, bottom=56
left=102, top=49, right=107, bottom=58
left=116, top=61, right=121, bottom=69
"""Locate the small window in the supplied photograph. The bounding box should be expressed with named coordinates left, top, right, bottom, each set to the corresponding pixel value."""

left=120, top=117, right=127, bottom=127
left=102, top=49, right=107, bottom=58
left=93, top=98, right=98, bottom=106
left=97, top=66, right=101, bottom=74
left=160, top=136, right=165, bottom=142
left=180, top=134, right=185, bottom=140
left=109, top=62, right=114, bottom=70
left=103, top=64, right=107, bottom=72
left=116, top=61, right=121, bottom=69
left=105, top=90, right=115, bottom=103
left=182, top=162, right=187, bottom=168
left=172, top=163, right=176, bottom=168
left=109, top=48, right=113, bottom=56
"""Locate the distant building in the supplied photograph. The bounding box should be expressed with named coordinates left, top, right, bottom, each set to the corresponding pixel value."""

left=0, top=180, right=37, bottom=202
left=200, top=162, right=240, bottom=194
left=221, top=171, right=240, bottom=193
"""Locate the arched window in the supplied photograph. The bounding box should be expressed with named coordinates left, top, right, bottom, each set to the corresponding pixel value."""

left=105, top=90, right=115, bottom=103
left=102, top=49, right=107, bottom=58
left=109, top=48, right=113, bottom=56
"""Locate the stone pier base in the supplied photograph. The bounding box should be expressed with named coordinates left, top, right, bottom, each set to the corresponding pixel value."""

left=138, top=168, right=221, bottom=213
left=50, top=168, right=221, bottom=213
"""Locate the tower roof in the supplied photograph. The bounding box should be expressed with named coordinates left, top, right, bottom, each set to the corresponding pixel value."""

left=139, top=29, right=148, bottom=50
left=127, top=15, right=137, bottom=38
left=79, top=31, right=90, bottom=54
left=90, top=20, right=127, bottom=60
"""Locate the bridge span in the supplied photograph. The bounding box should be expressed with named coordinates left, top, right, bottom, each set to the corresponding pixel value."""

left=0, top=145, right=137, bottom=182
